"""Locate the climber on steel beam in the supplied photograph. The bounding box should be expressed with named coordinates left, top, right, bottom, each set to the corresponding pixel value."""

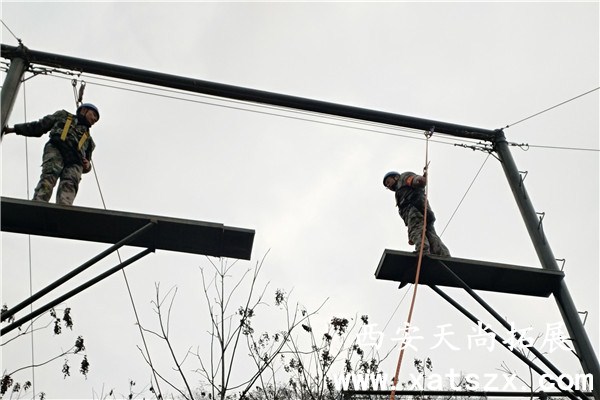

left=3, top=103, right=100, bottom=205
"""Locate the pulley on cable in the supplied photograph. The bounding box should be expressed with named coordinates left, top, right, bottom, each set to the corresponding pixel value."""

left=72, top=78, right=86, bottom=107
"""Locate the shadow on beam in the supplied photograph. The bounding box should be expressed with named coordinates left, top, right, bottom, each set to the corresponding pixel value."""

left=375, top=249, right=564, bottom=297
left=1, top=197, right=254, bottom=260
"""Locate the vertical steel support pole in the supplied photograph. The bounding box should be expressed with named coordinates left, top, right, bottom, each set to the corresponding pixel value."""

left=494, top=130, right=599, bottom=399
left=1, top=48, right=28, bottom=138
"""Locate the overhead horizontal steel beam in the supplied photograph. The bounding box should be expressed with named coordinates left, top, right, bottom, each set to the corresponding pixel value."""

left=1, top=44, right=499, bottom=141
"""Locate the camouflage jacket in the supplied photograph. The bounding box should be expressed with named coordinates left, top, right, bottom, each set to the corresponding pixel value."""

left=394, top=171, right=436, bottom=224
left=14, top=110, right=95, bottom=164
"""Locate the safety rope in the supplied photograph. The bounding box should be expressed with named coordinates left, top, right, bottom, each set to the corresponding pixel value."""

left=68, top=86, right=162, bottom=398
left=89, top=164, right=164, bottom=400
left=389, top=128, right=433, bottom=400
left=22, top=78, right=37, bottom=398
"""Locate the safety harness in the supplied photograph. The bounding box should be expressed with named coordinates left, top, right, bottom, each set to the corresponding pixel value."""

left=59, top=114, right=90, bottom=150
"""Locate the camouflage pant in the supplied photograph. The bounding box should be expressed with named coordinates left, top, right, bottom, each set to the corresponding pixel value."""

left=32, top=142, right=83, bottom=205
left=406, top=206, right=450, bottom=256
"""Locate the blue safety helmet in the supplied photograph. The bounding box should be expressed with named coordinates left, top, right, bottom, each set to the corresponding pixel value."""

left=382, top=171, right=400, bottom=187
left=77, top=103, right=100, bottom=119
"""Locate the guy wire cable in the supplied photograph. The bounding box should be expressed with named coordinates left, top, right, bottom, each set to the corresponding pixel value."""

left=440, top=152, right=491, bottom=238
left=363, top=284, right=412, bottom=363
left=504, top=87, right=599, bottom=129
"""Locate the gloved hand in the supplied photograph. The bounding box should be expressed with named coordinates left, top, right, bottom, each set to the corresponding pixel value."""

left=82, top=158, right=92, bottom=173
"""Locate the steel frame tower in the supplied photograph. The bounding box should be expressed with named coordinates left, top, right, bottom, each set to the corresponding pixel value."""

left=2, top=44, right=597, bottom=399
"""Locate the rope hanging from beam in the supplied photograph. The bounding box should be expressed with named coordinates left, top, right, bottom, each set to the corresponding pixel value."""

left=389, top=127, right=434, bottom=400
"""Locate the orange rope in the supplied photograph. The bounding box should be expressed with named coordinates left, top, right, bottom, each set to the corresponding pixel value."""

left=390, top=129, right=433, bottom=399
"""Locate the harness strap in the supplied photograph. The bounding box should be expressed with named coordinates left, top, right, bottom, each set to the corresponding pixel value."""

left=77, top=132, right=89, bottom=150
left=60, top=115, right=73, bottom=141
left=59, top=115, right=89, bottom=151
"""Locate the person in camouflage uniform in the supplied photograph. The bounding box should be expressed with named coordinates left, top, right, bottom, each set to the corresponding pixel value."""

left=383, top=171, right=450, bottom=256
left=3, top=103, right=100, bottom=205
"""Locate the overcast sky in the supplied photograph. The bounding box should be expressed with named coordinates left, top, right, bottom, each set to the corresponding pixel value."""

left=1, top=2, right=598, bottom=399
